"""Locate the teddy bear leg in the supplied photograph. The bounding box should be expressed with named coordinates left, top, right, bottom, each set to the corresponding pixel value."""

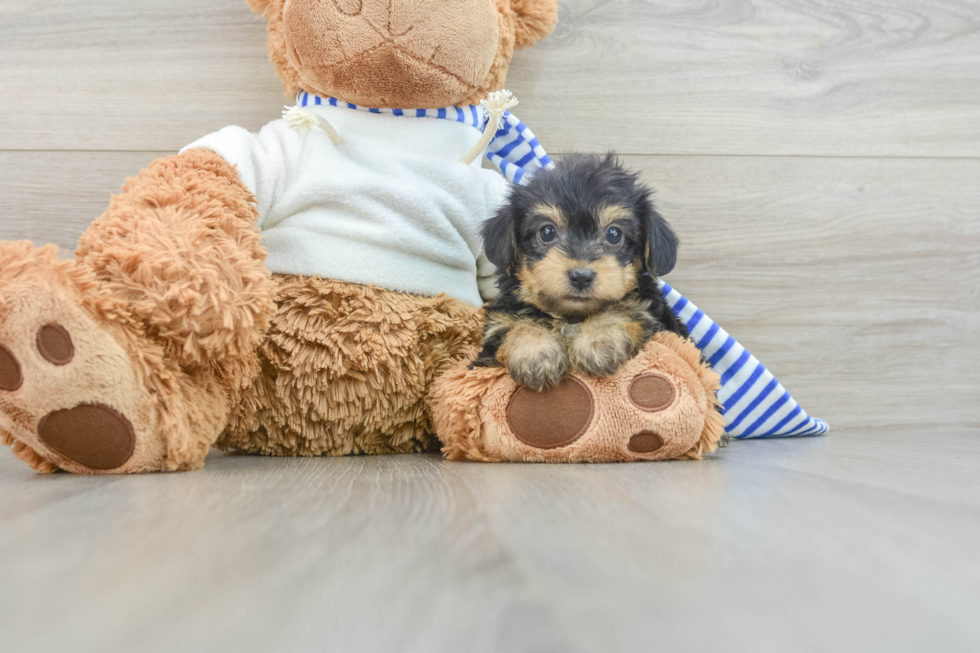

left=219, top=277, right=483, bottom=457
left=0, top=150, right=276, bottom=473
left=432, top=332, right=726, bottom=463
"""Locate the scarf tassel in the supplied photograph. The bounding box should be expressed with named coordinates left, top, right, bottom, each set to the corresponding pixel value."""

left=460, top=90, right=519, bottom=165
left=283, top=106, right=344, bottom=145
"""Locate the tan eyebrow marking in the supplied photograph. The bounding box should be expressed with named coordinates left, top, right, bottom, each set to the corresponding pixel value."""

left=598, top=204, right=632, bottom=228
left=533, top=203, right=566, bottom=228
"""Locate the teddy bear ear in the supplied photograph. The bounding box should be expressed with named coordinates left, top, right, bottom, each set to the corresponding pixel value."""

left=509, top=0, right=559, bottom=49
left=246, top=0, right=280, bottom=19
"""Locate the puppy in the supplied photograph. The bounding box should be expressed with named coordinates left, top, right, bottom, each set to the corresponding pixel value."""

left=473, top=153, right=689, bottom=391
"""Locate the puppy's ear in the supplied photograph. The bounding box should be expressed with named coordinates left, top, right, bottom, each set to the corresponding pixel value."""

left=639, top=195, right=679, bottom=277
left=481, top=202, right=520, bottom=275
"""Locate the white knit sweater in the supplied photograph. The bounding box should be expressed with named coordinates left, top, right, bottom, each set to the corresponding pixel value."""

left=183, top=101, right=515, bottom=306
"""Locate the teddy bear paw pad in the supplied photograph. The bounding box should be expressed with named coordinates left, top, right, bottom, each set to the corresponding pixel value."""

left=37, top=403, right=136, bottom=471
left=628, top=430, right=665, bottom=454
left=36, top=323, right=74, bottom=365
left=506, top=377, right=594, bottom=449
left=0, top=344, right=23, bottom=391
left=628, top=373, right=675, bottom=412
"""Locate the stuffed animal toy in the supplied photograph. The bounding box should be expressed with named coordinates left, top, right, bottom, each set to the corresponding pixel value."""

left=0, top=0, right=561, bottom=474
left=0, top=0, right=825, bottom=474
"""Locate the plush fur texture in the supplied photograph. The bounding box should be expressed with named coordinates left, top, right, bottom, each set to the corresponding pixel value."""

left=248, top=0, right=558, bottom=107
left=431, top=332, right=725, bottom=463
left=221, top=275, right=482, bottom=457
left=77, top=149, right=275, bottom=378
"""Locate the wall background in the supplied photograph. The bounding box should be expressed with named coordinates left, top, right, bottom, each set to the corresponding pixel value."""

left=1, top=0, right=978, bottom=433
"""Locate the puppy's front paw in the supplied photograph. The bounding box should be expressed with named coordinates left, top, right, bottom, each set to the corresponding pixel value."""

left=498, top=324, right=568, bottom=392
left=568, top=324, right=636, bottom=378
left=508, top=351, right=568, bottom=392
left=469, top=355, right=500, bottom=369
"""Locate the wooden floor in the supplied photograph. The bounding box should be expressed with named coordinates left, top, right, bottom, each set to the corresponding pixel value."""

left=0, top=1, right=978, bottom=651
left=2, top=428, right=979, bottom=652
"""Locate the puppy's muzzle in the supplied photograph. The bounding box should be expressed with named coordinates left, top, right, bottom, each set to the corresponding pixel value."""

left=568, top=267, right=595, bottom=291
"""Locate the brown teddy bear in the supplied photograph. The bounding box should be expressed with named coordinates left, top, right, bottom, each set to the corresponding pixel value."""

left=0, top=0, right=560, bottom=474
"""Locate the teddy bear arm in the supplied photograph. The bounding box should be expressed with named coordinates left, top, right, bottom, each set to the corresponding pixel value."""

left=75, top=148, right=277, bottom=374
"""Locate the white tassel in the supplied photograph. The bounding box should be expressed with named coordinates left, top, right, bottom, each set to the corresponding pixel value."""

left=460, top=90, right=519, bottom=165
left=283, top=106, right=344, bottom=146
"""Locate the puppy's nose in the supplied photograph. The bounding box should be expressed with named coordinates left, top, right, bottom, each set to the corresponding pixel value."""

left=568, top=268, right=595, bottom=290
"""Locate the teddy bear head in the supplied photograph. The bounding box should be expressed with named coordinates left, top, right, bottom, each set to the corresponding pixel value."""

left=247, top=0, right=558, bottom=109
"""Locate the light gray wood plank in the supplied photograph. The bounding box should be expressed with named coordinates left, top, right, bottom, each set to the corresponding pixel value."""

left=629, top=154, right=980, bottom=432
left=1, top=427, right=978, bottom=653
left=0, top=0, right=283, bottom=152
left=1, top=151, right=976, bottom=431
left=534, top=0, right=980, bottom=157
left=1, top=0, right=978, bottom=156
left=0, top=151, right=163, bottom=252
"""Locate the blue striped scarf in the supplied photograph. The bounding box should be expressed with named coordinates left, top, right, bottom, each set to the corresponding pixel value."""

left=661, top=282, right=828, bottom=438
left=298, top=91, right=827, bottom=439
left=297, top=91, right=554, bottom=184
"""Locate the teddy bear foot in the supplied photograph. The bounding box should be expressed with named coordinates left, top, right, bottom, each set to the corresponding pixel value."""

left=0, top=242, right=164, bottom=474
left=505, top=373, right=681, bottom=455
left=432, top=332, right=726, bottom=463
left=497, top=367, right=706, bottom=462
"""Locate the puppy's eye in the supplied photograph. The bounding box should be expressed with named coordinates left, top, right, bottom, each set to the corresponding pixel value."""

left=539, top=224, right=558, bottom=243
left=606, top=227, right=623, bottom=245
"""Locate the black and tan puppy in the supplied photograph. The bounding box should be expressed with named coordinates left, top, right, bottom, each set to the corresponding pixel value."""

left=473, top=153, right=689, bottom=391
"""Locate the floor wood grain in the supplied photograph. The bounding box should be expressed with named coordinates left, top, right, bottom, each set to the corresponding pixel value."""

left=1, top=1, right=978, bottom=651
left=1, top=428, right=978, bottom=653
